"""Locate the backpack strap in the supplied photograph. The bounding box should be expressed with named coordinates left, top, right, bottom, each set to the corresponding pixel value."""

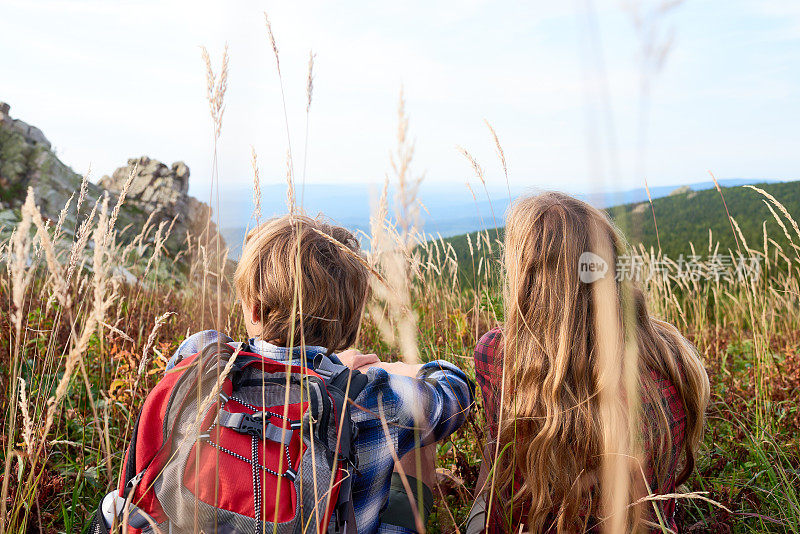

left=332, top=466, right=358, bottom=534
left=311, top=354, right=368, bottom=463
left=312, top=354, right=368, bottom=403
left=120, top=405, right=143, bottom=493
left=87, top=506, right=110, bottom=534
left=311, top=354, right=366, bottom=534
left=89, top=486, right=158, bottom=533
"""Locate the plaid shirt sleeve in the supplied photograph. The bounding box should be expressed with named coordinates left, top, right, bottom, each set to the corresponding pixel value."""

left=350, top=359, right=474, bottom=534
left=643, top=368, right=688, bottom=530
left=473, top=327, right=503, bottom=438
left=356, top=359, right=475, bottom=454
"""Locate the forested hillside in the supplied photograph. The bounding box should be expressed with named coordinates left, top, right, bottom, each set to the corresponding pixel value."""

left=437, top=180, right=800, bottom=283
left=610, top=181, right=800, bottom=256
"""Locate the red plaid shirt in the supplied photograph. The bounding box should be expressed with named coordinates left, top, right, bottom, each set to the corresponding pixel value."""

left=474, top=327, right=687, bottom=533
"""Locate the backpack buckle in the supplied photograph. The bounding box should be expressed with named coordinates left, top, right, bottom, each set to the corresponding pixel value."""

left=237, top=412, right=267, bottom=437
left=218, top=411, right=295, bottom=445
left=217, top=411, right=264, bottom=437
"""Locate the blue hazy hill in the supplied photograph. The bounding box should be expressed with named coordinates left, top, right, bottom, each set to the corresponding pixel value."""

left=217, top=178, right=781, bottom=258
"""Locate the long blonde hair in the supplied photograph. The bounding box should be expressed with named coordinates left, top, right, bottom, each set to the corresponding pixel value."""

left=492, top=192, right=709, bottom=532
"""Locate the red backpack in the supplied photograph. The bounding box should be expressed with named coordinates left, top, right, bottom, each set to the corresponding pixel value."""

left=90, top=342, right=368, bottom=534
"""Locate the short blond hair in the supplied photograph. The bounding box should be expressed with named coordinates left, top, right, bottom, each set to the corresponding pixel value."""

left=234, top=215, right=369, bottom=352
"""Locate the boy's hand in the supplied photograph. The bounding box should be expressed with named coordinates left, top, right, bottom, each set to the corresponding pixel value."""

left=338, top=349, right=423, bottom=378
left=338, top=348, right=380, bottom=371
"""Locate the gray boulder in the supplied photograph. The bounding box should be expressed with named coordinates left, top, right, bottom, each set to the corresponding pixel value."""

left=99, top=156, right=224, bottom=252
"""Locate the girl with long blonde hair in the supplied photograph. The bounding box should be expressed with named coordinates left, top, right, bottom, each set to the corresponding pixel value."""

left=469, top=192, right=710, bottom=533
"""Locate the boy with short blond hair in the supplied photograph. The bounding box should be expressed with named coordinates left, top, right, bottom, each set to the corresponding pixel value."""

left=168, top=214, right=473, bottom=533
left=233, top=214, right=368, bottom=352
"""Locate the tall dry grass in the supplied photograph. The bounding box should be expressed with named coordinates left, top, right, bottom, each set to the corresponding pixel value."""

left=1, top=14, right=798, bottom=534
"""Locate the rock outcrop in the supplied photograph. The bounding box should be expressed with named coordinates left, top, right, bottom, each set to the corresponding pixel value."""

left=1, top=101, right=100, bottom=227
left=0, top=101, right=224, bottom=255
left=670, top=185, right=692, bottom=196
left=99, top=156, right=222, bottom=250
left=0, top=102, right=51, bottom=149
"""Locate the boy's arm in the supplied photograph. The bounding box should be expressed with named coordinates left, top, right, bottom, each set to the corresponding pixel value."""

left=355, top=360, right=475, bottom=459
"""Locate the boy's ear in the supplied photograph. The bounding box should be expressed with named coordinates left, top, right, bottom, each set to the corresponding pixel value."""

left=241, top=298, right=262, bottom=326
left=250, top=303, right=262, bottom=324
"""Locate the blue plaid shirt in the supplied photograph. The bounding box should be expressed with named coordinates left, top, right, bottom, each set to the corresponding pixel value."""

left=168, top=330, right=474, bottom=534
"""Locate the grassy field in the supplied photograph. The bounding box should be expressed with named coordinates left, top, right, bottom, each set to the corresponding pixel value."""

left=1, top=172, right=800, bottom=532
left=1, top=42, right=798, bottom=534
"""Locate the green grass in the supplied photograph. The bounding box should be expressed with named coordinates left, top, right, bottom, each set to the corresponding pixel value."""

left=2, top=182, right=799, bottom=533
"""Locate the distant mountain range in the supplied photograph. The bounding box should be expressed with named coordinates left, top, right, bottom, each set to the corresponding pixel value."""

left=218, top=178, right=782, bottom=258
left=3, top=99, right=785, bottom=263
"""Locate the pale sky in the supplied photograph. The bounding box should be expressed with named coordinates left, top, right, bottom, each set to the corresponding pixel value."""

left=2, top=0, right=799, bottom=201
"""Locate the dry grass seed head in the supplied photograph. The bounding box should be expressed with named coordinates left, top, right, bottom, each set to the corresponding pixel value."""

left=264, top=12, right=281, bottom=73
left=306, top=51, right=316, bottom=112
left=10, top=190, right=37, bottom=331
left=66, top=196, right=101, bottom=287
left=105, top=162, right=137, bottom=247
left=139, top=312, right=176, bottom=376
left=484, top=119, right=508, bottom=182
left=76, top=167, right=90, bottom=214
left=285, top=150, right=295, bottom=213
left=201, top=44, right=230, bottom=138
left=251, top=146, right=262, bottom=224
left=18, top=378, right=34, bottom=457
left=54, top=192, right=75, bottom=243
